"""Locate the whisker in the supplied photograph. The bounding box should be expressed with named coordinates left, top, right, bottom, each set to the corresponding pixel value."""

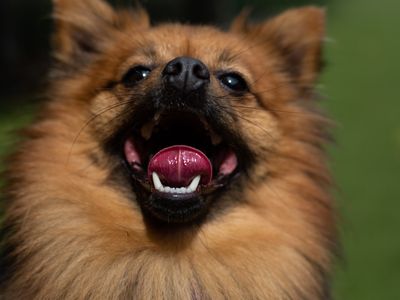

left=66, top=99, right=137, bottom=167
left=230, top=104, right=317, bottom=116
left=211, top=101, right=276, bottom=139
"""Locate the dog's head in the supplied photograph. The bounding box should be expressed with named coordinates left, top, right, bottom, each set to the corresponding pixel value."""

left=52, top=0, right=326, bottom=224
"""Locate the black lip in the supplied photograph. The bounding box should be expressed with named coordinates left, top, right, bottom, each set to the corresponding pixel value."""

left=145, top=193, right=207, bottom=223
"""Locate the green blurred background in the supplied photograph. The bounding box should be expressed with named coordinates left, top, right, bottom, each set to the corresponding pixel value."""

left=1, top=0, right=399, bottom=298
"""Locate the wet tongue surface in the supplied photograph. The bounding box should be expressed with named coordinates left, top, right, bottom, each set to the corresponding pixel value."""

left=148, top=145, right=212, bottom=188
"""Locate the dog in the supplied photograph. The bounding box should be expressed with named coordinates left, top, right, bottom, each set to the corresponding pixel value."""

left=0, top=0, right=337, bottom=298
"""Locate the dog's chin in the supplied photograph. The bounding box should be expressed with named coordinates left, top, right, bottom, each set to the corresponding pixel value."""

left=135, top=188, right=209, bottom=225
left=108, top=108, right=250, bottom=224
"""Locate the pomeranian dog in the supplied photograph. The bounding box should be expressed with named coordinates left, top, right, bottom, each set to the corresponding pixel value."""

left=0, top=0, right=337, bottom=298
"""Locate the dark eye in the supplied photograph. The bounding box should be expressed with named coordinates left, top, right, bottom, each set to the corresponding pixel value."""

left=122, top=66, right=151, bottom=87
left=218, top=73, right=248, bottom=93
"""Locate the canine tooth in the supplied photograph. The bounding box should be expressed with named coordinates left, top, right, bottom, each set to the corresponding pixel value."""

left=152, top=172, right=164, bottom=191
left=141, top=121, right=155, bottom=140
left=165, top=187, right=172, bottom=193
left=154, top=112, right=161, bottom=124
left=200, top=117, right=209, bottom=130
left=188, top=175, right=201, bottom=192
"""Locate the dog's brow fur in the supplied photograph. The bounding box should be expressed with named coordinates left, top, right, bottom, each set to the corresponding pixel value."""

left=138, top=45, right=158, bottom=60
left=218, top=49, right=237, bottom=64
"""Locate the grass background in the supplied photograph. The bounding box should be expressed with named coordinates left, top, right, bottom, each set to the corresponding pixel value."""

left=323, top=0, right=400, bottom=298
left=1, top=0, right=399, bottom=298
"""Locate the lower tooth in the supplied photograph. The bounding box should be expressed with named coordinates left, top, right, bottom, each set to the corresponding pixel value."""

left=151, top=176, right=201, bottom=194
left=154, top=112, right=161, bottom=123
left=159, top=186, right=194, bottom=194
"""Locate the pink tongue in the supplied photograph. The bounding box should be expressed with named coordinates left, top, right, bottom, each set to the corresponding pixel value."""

left=148, top=145, right=212, bottom=187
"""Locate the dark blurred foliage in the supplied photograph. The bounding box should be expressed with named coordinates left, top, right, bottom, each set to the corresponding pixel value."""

left=0, top=0, right=325, bottom=101
left=0, top=0, right=52, bottom=98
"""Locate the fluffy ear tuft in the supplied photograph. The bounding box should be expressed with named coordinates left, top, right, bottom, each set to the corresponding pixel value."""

left=232, top=7, right=326, bottom=90
left=52, top=0, right=149, bottom=72
left=230, top=7, right=252, bottom=33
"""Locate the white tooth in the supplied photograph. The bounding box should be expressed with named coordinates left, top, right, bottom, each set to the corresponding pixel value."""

left=200, top=117, right=209, bottom=130
left=154, top=112, right=161, bottom=124
left=152, top=176, right=201, bottom=194
left=188, top=175, right=201, bottom=192
left=141, top=121, right=156, bottom=140
left=152, top=172, right=164, bottom=192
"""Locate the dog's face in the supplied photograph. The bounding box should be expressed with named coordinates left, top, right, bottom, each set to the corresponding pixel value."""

left=94, top=26, right=275, bottom=224
left=52, top=0, right=325, bottom=224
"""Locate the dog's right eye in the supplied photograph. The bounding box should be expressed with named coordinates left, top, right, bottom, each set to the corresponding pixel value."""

left=122, top=66, right=151, bottom=87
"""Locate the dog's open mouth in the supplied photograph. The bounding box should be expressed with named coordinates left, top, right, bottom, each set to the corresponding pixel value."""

left=123, top=112, right=239, bottom=202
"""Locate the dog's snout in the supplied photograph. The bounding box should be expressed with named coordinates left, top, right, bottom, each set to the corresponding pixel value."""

left=162, top=56, right=210, bottom=93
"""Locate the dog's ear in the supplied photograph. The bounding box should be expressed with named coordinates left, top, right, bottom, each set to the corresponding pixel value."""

left=231, top=7, right=325, bottom=90
left=52, top=0, right=149, bottom=71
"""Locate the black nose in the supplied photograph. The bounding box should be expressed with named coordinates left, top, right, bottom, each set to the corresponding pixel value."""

left=162, top=56, right=210, bottom=93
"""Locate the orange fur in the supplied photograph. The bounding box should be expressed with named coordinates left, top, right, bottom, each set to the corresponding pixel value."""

left=0, top=1, right=337, bottom=299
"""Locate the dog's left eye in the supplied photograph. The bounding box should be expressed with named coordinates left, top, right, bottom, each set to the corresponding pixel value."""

left=122, top=66, right=151, bottom=87
left=218, top=73, right=248, bottom=93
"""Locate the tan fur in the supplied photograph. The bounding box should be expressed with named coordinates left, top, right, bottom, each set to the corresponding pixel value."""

left=0, top=1, right=337, bottom=299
